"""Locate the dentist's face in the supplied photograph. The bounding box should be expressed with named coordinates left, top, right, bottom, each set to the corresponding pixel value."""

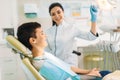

left=50, top=6, right=64, bottom=25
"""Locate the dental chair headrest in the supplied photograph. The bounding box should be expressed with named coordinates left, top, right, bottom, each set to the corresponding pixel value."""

left=6, top=35, right=45, bottom=80
left=6, top=35, right=32, bottom=58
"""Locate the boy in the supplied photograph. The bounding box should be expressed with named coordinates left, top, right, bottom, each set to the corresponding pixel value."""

left=17, top=22, right=101, bottom=80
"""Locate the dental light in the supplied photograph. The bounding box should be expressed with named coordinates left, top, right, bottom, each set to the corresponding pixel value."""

left=95, top=0, right=119, bottom=32
left=97, top=0, right=120, bottom=59
left=97, top=0, right=117, bottom=10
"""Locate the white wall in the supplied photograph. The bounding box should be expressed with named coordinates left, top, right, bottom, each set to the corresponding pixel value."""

left=17, top=0, right=52, bottom=32
left=0, top=0, right=18, bottom=44
left=0, top=1, right=28, bottom=80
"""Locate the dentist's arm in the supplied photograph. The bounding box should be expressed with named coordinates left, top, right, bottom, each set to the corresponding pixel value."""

left=91, top=22, right=97, bottom=35
left=90, top=5, right=98, bottom=36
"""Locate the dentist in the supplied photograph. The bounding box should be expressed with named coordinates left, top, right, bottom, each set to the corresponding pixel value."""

left=45, top=2, right=98, bottom=67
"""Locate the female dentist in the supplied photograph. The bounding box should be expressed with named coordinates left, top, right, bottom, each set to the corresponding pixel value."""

left=45, top=2, right=99, bottom=67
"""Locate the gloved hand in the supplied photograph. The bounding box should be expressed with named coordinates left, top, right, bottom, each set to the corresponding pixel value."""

left=90, top=5, right=98, bottom=22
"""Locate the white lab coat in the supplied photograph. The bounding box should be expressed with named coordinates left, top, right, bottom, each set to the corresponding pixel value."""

left=45, top=20, right=98, bottom=66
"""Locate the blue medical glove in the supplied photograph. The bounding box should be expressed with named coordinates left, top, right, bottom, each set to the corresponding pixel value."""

left=90, top=5, right=98, bottom=22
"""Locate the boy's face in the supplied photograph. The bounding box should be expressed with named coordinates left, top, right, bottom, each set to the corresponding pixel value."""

left=32, top=27, right=47, bottom=48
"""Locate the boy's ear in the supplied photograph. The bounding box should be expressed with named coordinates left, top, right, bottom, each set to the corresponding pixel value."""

left=29, top=37, right=36, bottom=44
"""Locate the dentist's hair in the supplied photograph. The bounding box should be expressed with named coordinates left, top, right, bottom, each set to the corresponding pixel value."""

left=17, top=22, right=41, bottom=50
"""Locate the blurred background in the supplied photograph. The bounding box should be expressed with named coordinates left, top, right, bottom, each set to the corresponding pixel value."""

left=0, top=0, right=120, bottom=80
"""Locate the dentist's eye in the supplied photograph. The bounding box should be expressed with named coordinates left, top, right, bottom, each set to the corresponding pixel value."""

left=57, top=10, right=61, bottom=14
left=51, top=13, right=55, bottom=16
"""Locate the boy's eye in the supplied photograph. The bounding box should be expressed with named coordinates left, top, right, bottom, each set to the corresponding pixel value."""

left=40, top=31, right=44, bottom=35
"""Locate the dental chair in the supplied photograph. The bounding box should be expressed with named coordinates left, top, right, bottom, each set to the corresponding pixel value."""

left=6, top=35, right=46, bottom=80
left=6, top=35, right=81, bottom=80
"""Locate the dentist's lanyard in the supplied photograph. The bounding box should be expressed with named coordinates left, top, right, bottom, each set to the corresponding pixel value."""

left=54, top=26, right=58, bottom=56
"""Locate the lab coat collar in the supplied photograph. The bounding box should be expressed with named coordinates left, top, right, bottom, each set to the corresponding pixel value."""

left=53, top=20, right=68, bottom=28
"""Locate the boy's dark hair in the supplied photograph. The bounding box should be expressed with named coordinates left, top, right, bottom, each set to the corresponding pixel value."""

left=49, top=2, right=64, bottom=26
left=17, top=22, right=41, bottom=50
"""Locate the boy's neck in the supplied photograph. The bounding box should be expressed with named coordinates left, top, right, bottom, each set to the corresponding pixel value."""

left=32, top=47, right=44, bottom=57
